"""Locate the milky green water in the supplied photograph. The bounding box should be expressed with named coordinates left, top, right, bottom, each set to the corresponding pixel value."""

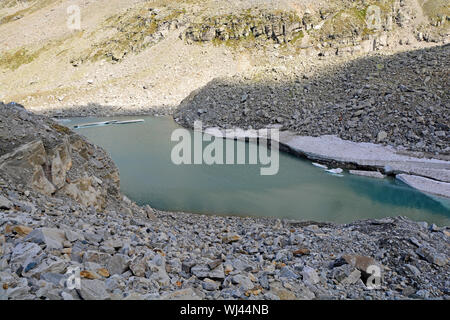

left=64, top=116, right=450, bottom=225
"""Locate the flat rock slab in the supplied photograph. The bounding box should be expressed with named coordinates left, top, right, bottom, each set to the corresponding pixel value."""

left=397, top=167, right=450, bottom=183
left=280, top=134, right=449, bottom=171
left=25, top=228, right=66, bottom=250
left=396, top=174, right=450, bottom=199
left=349, top=170, right=385, bottom=179
left=77, top=279, right=109, bottom=300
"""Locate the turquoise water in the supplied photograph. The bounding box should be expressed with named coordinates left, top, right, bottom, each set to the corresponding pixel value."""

left=63, top=116, right=450, bottom=225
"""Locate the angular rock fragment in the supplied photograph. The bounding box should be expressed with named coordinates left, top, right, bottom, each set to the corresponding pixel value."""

left=26, top=228, right=66, bottom=250
left=77, top=279, right=109, bottom=300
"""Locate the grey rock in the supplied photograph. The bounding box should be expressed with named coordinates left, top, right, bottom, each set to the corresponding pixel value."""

left=10, top=242, right=42, bottom=272
left=130, top=256, right=148, bottom=277
left=61, top=291, right=75, bottom=300
left=83, top=251, right=110, bottom=264
left=208, top=264, right=225, bottom=280
left=147, top=255, right=170, bottom=286
left=83, top=232, right=103, bottom=244
left=202, top=278, right=219, bottom=291
left=65, top=230, right=84, bottom=242
left=6, top=284, right=30, bottom=299
left=25, top=227, right=66, bottom=250
left=413, top=289, right=430, bottom=299
left=207, top=259, right=222, bottom=270
left=105, top=274, right=126, bottom=292
left=230, top=258, right=253, bottom=272
left=0, top=285, right=7, bottom=300
left=405, top=264, right=421, bottom=276
left=231, top=275, right=254, bottom=291
left=77, top=279, right=109, bottom=300
left=259, top=273, right=270, bottom=289
left=301, top=266, right=320, bottom=285
left=416, top=246, right=447, bottom=267
left=374, top=130, right=386, bottom=142
left=182, top=259, right=196, bottom=273
left=279, top=266, right=299, bottom=279
left=107, top=254, right=129, bottom=275
left=0, top=195, right=12, bottom=210
left=41, top=273, right=67, bottom=287
left=160, top=288, right=202, bottom=300
left=191, top=264, right=210, bottom=278
left=0, top=140, right=55, bottom=196
left=340, top=270, right=362, bottom=285
left=409, top=237, right=421, bottom=247
left=24, top=257, right=66, bottom=277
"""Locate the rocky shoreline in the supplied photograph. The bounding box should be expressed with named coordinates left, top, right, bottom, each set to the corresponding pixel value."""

left=38, top=105, right=450, bottom=199
left=21, top=91, right=450, bottom=200
left=201, top=127, right=450, bottom=199
left=172, top=43, right=450, bottom=199
left=0, top=102, right=449, bottom=300
left=174, top=44, right=450, bottom=158
left=39, top=103, right=177, bottom=119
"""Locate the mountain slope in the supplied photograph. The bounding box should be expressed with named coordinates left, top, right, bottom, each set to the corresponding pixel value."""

left=0, top=0, right=448, bottom=114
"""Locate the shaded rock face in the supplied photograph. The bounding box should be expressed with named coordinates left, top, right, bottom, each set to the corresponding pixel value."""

left=0, top=103, right=120, bottom=210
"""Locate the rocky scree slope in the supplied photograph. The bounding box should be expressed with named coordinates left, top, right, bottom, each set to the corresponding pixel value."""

left=0, top=102, right=449, bottom=300
left=174, top=44, right=450, bottom=158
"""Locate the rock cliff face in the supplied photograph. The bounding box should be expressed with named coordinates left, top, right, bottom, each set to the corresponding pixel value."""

left=181, top=0, right=449, bottom=55
left=0, top=102, right=121, bottom=210
left=184, top=10, right=303, bottom=44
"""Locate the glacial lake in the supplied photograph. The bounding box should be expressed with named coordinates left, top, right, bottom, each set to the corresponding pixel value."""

left=62, top=116, right=450, bottom=225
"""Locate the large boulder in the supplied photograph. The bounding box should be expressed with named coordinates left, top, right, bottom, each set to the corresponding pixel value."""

left=0, top=103, right=122, bottom=211
left=0, top=140, right=55, bottom=195
left=77, top=279, right=110, bottom=300
left=61, top=176, right=105, bottom=210
left=10, top=242, right=43, bottom=273
left=0, top=195, right=12, bottom=210
left=25, top=228, right=67, bottom=250
left=48, top=138, right=72, bottom=189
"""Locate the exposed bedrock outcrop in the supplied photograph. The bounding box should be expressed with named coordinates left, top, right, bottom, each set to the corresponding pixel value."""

left=184, top=10, right=304, bottom=44
left=182, top=2, right=449, bottom=54
left=0, top=102, right=120, bottom=210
